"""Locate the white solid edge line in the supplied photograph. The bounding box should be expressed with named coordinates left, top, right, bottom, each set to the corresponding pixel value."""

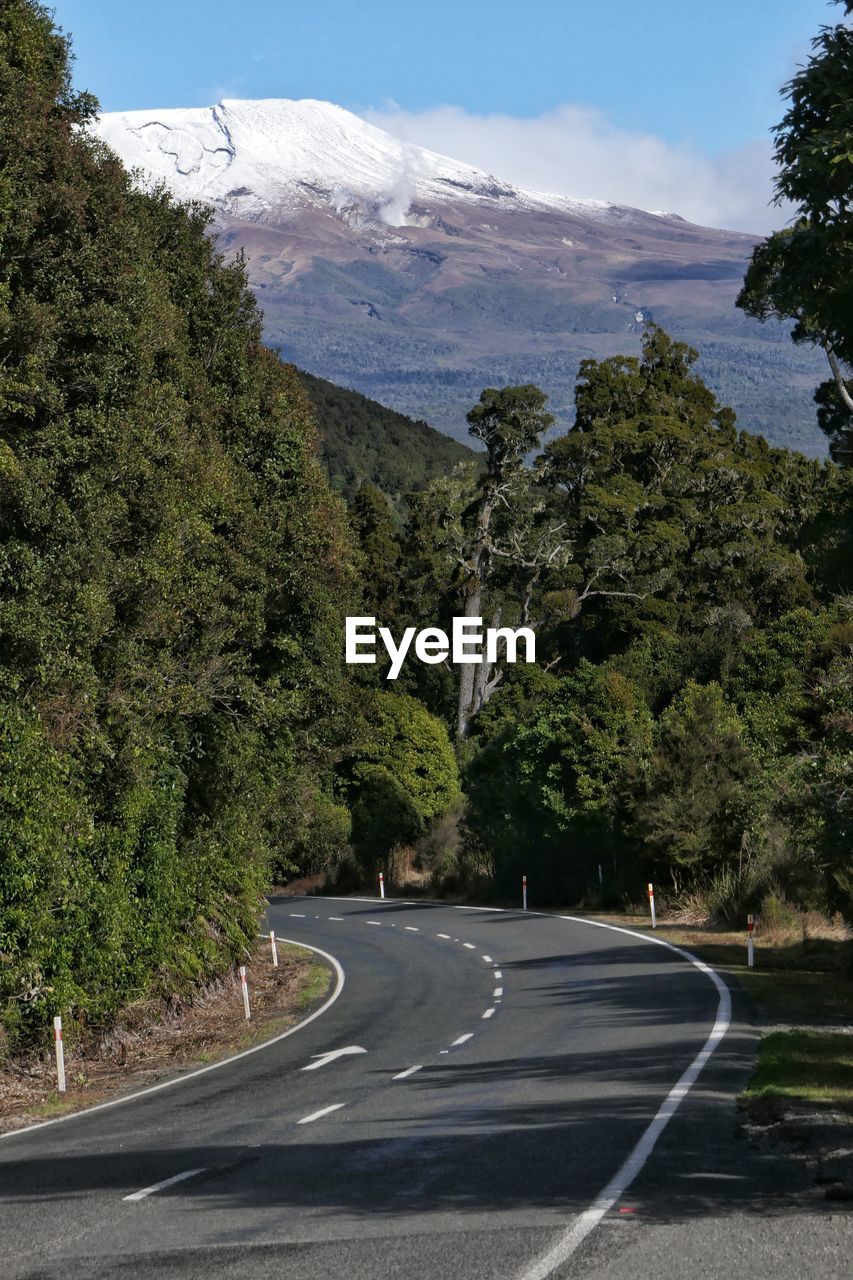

left=1, top=939, right=346, bottom=1143
left=452, top=905, right=505, bottom=912
left=123, top=1167, right=207, bottom=1202
left=297, top=1102, right=346, bottom=1125
left=393, top=1065, right=423, bottom=1080
left=451, top=1033, right=474, bottom=1045
left=516, top=913, right=732, bottom=1280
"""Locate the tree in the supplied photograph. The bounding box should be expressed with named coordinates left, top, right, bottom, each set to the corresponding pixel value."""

left=342, top=691, right=461, bottom=877
left=737, top=1, right=853, bottom=464
left=465, top=661, right=652, bottom=902
left=631, top=683, right=757, bottom=892
left=352, top=482, right=401, bottom=619
left=455, top=385, right=565, bottom=736
left=542, top=326, right=813, bottom=650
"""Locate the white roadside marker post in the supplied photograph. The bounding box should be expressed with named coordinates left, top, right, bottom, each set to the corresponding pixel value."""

left=269, top=929, right=279, bottom=968
left=53, top=1016, right=66, bottom=1093
left=747, top=913, right=755, bottom=968
left=648, top=882, right=657, bottom=930
left=379, top=870, right=385, bottom=899
left=522, top=874, right=528, bottom=912
left=239, top=965, right=251, bottom=1020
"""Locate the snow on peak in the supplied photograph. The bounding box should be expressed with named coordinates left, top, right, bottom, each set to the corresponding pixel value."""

left=92, top=97, right=623, bottom=227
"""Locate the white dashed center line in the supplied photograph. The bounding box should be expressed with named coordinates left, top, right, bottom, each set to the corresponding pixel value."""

left=463, top=943, right=476, bottom=950
left=437, top=933, right=451, bottom=939
left=404, top=926, right=419, bottom=932
left=289, top=913, right=306, bottom=918
left=451, top=1033, right=474, bottom=1046
left=493, top=969, right=502, bottom=979
left=393, top=1065, right=423, bottom=1080
left=482, top=1008, right=495, bottom=1019
left=482, top=955, right=493, bottom=963
left=123, top=1169, right=206, bottom=1202
left=493, top=987, right=503, bottom=998
left=297, top=1103, right=346, bottom=1125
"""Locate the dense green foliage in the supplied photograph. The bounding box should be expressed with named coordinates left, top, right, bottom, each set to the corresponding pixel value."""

left=738, top=0, right=853, bottom=463
left=343, top=692, right=460, bottom=873
left=0, top=1, right=358, bottom=1044
left=370, top=328, right=853, bottom=917
left=297, top=369, right=477, bottom=505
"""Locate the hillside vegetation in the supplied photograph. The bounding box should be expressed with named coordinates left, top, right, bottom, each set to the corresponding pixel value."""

left=297, top=369, right=477, bottom=504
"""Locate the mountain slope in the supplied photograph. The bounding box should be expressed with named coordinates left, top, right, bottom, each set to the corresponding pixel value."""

left=93, top=98, right=828, bottom=458
left=94, top=97, right=627, bottom=226
left=297, top=368, right=477, bottom=503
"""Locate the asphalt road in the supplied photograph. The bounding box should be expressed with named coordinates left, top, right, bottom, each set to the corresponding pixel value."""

left=1, top=897, right=850, bottom=1279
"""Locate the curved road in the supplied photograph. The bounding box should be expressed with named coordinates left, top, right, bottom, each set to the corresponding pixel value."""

left=0, top=897, right=847, bottom=1279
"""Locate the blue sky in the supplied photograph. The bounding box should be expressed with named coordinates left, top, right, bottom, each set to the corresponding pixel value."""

left=54, top=0, right=840, bottom=231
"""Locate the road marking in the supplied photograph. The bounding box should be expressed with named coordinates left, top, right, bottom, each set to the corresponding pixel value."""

left=437, top=933, right=451, bottom=939
left=365, top=920, right=382, bottom=926
left=482, top=1008, right=495, bottom=1019
left=493, top=969, right=502, bottom=979
left=451, top=1033, right=473, bottom=1045
left=289, top=913, right=306, bottom=918
left=463, top=943, right=476, bottom=950
left=493, top=987, right=503, bottom=997
left=393, top=1065, right=423, bottom=1080
left=298, top=1103, right=346, bottom=1125
left=329, top=917, right=344, bottom=921
left=517, top=915, right=732, bottom=1280
left=123, top=1169, right=206, bottom=1202
left=1, top=939, right=346, bottom=1143
left=482, top=955, right=493, bottom=963
left=302, top=1046, right=366, bottom=1071
left=404, top=926, right=420, bottom=932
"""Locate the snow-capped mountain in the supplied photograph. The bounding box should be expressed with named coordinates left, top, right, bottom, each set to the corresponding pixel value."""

left=92, top=98, right=826, bottom=457
left=94, top=97, right=621, bottom=228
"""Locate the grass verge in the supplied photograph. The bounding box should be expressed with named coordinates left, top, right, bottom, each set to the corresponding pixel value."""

left=741, top=1030, right=853, bottom=1112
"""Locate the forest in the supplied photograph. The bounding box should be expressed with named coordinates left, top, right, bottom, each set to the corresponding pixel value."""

left=0, top=0, right=851, bottom=1052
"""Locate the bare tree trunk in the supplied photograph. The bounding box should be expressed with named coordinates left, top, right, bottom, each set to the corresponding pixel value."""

left=456, top=585, right=482, bottom=740
left=456, top=479, right=501, bottom=738
left=824, top=341, right=853, bottom=414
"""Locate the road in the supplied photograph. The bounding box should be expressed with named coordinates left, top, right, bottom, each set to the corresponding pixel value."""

left=0, top=897, right=849, bottom=1279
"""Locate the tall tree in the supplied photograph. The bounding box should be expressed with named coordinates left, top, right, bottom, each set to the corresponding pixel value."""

left=737, top=0, right=853, bottom=464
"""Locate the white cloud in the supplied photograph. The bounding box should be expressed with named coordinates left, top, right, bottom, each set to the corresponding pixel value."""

left=361, top=103, right=794, bottom=234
